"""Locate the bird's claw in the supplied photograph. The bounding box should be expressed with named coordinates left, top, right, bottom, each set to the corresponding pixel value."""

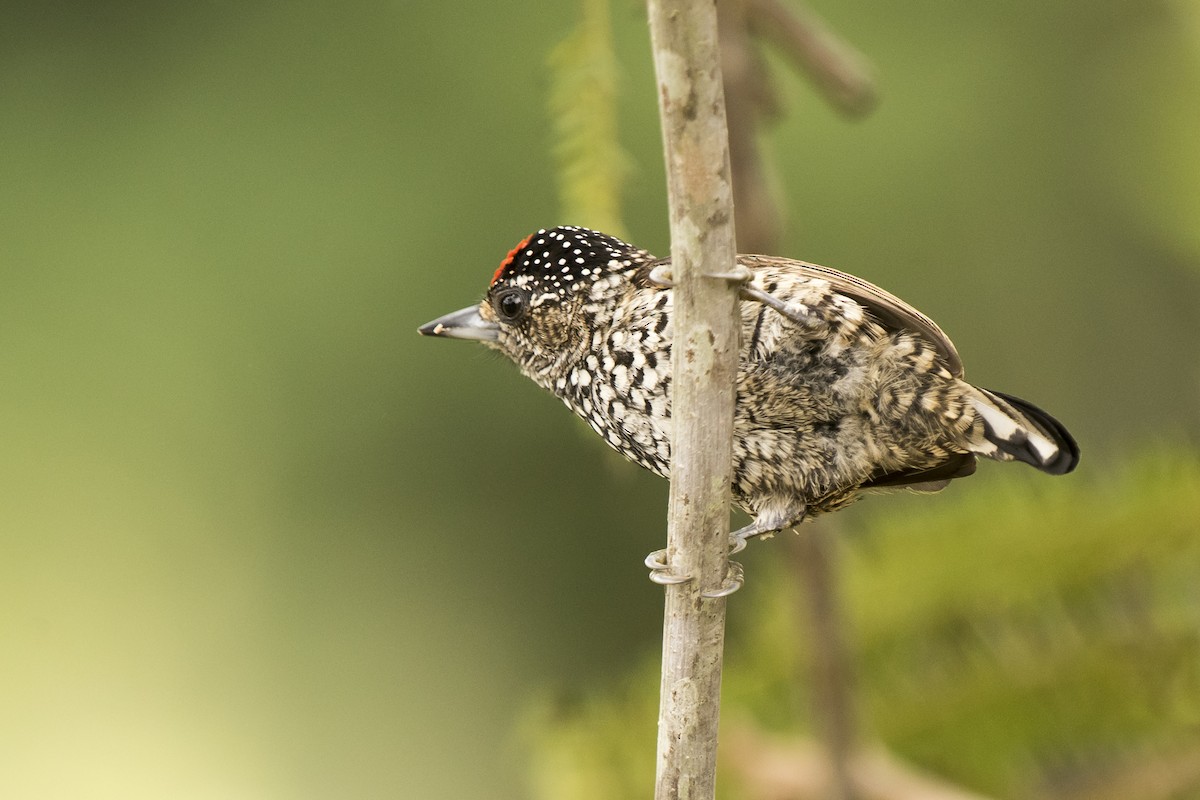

left=648, top=265, right=675, bottom=289
left=702, top=560, right=744, bottom=598
left=706, top=265, right=754, bottom=283
left=651, top=263, right=811, bottom=329
left=645, top=548, right=691, bottom=585
left=649, top=264, right=755, bottom=288
left=729, top=531, right=750, bottom=555
left=739, top=284, right=814, bottom=327
left=645, top=533, right=752, bottom=595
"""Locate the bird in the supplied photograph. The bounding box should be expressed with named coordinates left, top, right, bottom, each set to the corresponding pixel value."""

left=419, top=226, right=1079, bottom=578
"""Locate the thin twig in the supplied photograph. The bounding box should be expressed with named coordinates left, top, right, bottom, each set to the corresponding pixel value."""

left=646, top=0, right=743, bottom=798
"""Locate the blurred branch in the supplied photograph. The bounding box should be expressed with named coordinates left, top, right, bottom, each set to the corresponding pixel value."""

left=646, top=0, right=742, bottom=797
left=791, top=523, right=859, bottom=800
left=718, top=0, right=783, bottom=254
left=717, top=0, right=876, bottom=253
left=747, top=0, right=877, bottom=118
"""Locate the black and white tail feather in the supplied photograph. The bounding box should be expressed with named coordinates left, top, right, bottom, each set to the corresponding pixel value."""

left=967, top=387, right=1079, bottom=475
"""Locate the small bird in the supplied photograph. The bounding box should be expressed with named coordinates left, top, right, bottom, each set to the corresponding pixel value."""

left=420, top=226, right=1078, bottom=557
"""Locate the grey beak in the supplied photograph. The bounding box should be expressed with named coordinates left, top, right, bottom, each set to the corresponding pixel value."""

left=418, top=304, right=500, bottom=343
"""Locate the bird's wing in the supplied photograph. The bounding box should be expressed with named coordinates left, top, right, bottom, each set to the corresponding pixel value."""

left=860, top=451, right=977, bottom=492
left=739, top=255, right=965, bottom=378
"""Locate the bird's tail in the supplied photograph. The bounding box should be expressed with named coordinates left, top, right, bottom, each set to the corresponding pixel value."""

left=966, top=386, right=1079, bottom=475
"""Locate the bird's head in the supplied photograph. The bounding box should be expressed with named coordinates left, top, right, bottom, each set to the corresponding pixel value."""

left=419, top=226, right=655, bottom=380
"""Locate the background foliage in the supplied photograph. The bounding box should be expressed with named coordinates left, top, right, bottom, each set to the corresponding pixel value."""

left=529, top=454, right=1200, bottom=798
left=1, top=1, right=1197, bottom=798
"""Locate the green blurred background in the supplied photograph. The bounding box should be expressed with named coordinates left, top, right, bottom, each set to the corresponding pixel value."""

left=1, top=1, right=1198, bottom=798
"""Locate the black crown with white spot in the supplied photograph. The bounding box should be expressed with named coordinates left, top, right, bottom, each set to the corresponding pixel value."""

left=489, top=226, right=647, bottom=298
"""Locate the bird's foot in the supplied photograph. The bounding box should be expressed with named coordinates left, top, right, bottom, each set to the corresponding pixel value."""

left=650, top=263, right=816, bottom=330
left=708, top=265, right=754, bottom=283
left=644, top=530, right=755, bottom=596
left=729, top=516, right=788, bottom=550
left=729, top=521, right=757, bottom=554
left=648, top=264, right=674, bottom=288
left=739, top=284, right=817, bottom=328
left=647, top=264, right=754, bottom=288
left=704, top=559, right=745, bottom=598
left=644, top=548, right=691, bottom=586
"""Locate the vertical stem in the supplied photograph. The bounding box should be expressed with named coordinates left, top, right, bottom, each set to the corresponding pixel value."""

left=646, top=1, right=742, bottom=799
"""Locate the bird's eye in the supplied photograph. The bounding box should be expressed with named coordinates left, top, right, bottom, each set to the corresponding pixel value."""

left=494, top=288, right=529, bottom=323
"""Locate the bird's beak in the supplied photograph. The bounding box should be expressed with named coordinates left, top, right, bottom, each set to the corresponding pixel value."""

left=418, top=304, right=500, bottom=343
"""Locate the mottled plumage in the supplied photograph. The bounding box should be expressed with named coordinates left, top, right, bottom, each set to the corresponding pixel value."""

left=420, top=226, right=1078, bottom=541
